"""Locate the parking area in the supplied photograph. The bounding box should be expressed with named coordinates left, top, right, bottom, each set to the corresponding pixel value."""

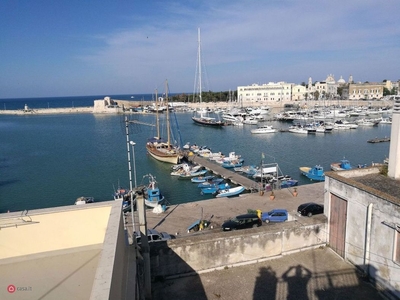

left=127, top=182, right=325, bottom=239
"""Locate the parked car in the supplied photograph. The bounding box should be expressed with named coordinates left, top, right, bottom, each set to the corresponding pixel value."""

left=297, top=202, right=324, bottom=217
left=222, top=213, right=262, bottom=231
left=261, top=209, right=288, bottom=223
left=135, top=228, right=171, bottom=245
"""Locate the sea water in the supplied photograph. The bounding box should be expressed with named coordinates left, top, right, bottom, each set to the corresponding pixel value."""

left=0, top=96, right=391, bottom=213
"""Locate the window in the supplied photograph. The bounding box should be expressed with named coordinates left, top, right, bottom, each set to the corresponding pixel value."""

left=394, top=228, right=400, bottom=264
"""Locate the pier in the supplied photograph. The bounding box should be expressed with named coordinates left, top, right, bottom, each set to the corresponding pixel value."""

left=187, top=154, right=262, bottom=191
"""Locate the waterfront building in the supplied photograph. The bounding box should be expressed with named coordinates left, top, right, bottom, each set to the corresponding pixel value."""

left=348, top=82, right=384, bottom=100
left=306, top=74, right=339, bottom=100
left=237, top=81, right=292, bottom=103
left=291, top=84, right=307, bottom=101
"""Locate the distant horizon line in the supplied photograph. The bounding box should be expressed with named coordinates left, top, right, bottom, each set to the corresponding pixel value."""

left=0, top=91, right=235, bottom=101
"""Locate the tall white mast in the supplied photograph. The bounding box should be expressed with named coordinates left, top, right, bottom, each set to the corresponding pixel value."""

left=193, top=28, right=202, bottom=103
left=198, top=28, right=202, bottom=103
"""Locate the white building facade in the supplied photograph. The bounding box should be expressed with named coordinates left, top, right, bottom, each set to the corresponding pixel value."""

left=237, top=82, right=292, bottom=103
left=306, top=74, right=338, bottom=100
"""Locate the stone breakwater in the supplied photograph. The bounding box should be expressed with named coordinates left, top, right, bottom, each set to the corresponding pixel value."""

left=0, top=99, right=388, bottom=115
left=0, top=107, right=93, bottom=115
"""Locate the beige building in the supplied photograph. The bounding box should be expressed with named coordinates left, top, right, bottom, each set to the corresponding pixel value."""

left=291, top=84, right=307, bottom=101
left=237, top=82, right=292, bottom=103
left=349, top=82, right=384, bottom=100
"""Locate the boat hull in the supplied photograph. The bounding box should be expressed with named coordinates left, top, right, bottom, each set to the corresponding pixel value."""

left=146, top=145, right=181, bottom=164
left=192, top=117, right=225, bottom=127
left=299, top=166, right=325, bottom=181
left=216, top=186, right=245, bottom=198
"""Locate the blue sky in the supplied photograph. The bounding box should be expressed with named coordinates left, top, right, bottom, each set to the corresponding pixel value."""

left=1, top=0, right=399, bottom=98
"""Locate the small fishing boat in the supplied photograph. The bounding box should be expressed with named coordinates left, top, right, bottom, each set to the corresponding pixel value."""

left=75, top=196, right=94, bottom=205
left=201, top=183, right=231, bottom=195
left=221, top=160, right=243, bottom=169
left=113, top=186, right=131, bottom=201
left=143, top=174, right=165, bottom=208
left=197, top=178, right=224, bottom=188
left=330, top=159, right=352, bottom=171
left=234, top=165, right=258, bottom=176
left=191, top=175, right=215, bottom=183
left=299, top=165, right=325, bottom=181
left=170, top=163, right=201, bottom=176
left=280, top=179, right=299, bottom=188
left=215, top=186, right=246, bottom=198
left=179, top=169, right=208, bottom=179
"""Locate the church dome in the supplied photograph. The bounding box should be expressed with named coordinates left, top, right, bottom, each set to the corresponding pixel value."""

left=338, top=76, right=345, bottom=84
left=326, top=74, right=335, bottom=84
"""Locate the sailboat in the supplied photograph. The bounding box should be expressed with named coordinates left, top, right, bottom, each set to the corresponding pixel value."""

left=146, top=81, right=183, bottom=164
left=191, top=28, right=225, bottom=127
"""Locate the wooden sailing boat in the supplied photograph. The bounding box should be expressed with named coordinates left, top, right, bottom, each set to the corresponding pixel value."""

left=146, top=81, right=183, bottom=164
left=191, top=28, right=225, bottom=127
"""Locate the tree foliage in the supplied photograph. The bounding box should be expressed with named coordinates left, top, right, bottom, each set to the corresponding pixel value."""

left=170, top=91, right=237, bottom=103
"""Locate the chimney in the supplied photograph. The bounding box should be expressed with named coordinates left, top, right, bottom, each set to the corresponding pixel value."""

left=388, top=99, right=400, bottom=179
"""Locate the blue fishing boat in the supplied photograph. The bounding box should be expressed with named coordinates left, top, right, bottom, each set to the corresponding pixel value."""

left=299, top=165, right=325, bottom=181
left=191, top=175, right=215, bottom=183
left=330, top=158, right=352, bottom=171
left=201, top=183, right=231, bottom=195
left=280, top=179, right=299, bottom=188
left=143, top=174, right=165, bottom=208
left=221, top=160, right=243, bottom=169
left=216, top=186, right=246, bottom=198
left=197, top=178, right=224, bottom=188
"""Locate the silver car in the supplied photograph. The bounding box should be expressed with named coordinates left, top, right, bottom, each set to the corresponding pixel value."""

left=135, top=228, right=171, bottom=245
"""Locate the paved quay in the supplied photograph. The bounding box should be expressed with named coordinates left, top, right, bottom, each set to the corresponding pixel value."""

left=128, top=182, right=325, bottom=239
left=151, top=247, right=386, bottom=300
left=132, top=183, right=387, bottom=300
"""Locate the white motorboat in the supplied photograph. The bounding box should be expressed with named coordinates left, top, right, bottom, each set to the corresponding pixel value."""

left=251, top=125, right=276, bottom=134
left=288, top=126, right=308, bottom=134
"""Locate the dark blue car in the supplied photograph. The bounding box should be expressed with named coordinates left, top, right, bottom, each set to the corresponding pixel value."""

left=261, top=209, right=288, bottom=223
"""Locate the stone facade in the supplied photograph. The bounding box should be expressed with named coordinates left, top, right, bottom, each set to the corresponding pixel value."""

left=324, top=169, right=400, bottom=299
left=348, top=82, right=384, bottom=100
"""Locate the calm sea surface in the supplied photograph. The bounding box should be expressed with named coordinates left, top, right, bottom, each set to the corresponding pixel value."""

left=0, top=95, right=391, bottom=213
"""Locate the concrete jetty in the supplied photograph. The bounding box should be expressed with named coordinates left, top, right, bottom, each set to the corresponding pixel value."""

left=188, top=154, right=260, bottom=190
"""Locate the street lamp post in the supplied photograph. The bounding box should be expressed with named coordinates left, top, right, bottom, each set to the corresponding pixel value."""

left=130, top=141, right=137, bottom=188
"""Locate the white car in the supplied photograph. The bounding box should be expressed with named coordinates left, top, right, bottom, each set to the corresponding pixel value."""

left=134, top=229, right=171, bottom=245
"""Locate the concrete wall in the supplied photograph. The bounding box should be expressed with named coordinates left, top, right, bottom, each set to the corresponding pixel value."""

left=149, top=221, right=326, bottom=278
left=0, top=205, right=112, bottom=260
left=325, top=176, right=400, bottom=299
left=90, top=200, right=129, bottom=300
